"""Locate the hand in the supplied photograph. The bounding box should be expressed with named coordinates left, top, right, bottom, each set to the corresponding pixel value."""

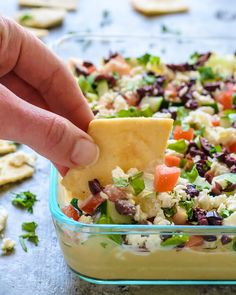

left=0, top=16, right=98, bottom=175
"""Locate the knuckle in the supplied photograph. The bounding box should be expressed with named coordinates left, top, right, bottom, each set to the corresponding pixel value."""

left=45, top=116, right=69, bottom=150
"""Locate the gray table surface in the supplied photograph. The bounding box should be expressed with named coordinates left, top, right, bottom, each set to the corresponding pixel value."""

left=1, top=0, right=236, bottom=294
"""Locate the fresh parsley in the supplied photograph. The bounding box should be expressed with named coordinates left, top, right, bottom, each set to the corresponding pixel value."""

left=198, top=67, right=218, bottom=82
left=162, top=206, right=177, bottom=218
left=19, top=14, right=33, bottom=22
left=19, top=221, right=39, bottom=252
left=12, top=191, right=37, bottom=213
left=137, top=53, right=160, bottom=67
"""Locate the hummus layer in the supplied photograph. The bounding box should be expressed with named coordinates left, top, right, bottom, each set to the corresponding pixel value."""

left=58, top=235, right=236, bottom=280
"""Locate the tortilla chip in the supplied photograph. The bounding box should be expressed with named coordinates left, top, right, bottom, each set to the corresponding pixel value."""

left=16, top=8, right=66, bottom=29
left=0, top=152, right=36, bottom=186
left=0, top=140, right=16, bottom=155
left=62, top=118, right=173, bottom=199
left=24, top=26, right=49, bottom=38
left=18, top=0, right=78, bottom=11
left=132, top=0, right=189, bottom=16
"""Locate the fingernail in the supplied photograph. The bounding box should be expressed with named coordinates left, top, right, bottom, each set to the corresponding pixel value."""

left=71, top=138, right=99, bottom=167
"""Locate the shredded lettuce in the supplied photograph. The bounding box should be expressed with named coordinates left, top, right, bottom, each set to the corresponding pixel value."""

left=161, top=235, right=189, bottom=247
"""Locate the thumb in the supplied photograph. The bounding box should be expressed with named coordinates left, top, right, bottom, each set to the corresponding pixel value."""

left=0, top=84, right=99, bottom=168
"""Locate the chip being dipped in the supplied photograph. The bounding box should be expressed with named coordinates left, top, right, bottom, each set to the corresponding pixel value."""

left=62, top=118, right=173, bottom=200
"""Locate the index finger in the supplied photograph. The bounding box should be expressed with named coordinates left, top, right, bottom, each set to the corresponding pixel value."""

left=0, top=16, right=93, bottom=131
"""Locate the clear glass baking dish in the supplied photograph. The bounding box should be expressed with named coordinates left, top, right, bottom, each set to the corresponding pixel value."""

left=49, top=34, right=236, bottom=285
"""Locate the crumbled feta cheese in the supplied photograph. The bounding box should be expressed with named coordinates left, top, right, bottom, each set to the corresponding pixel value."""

left=192, top=91, right=214, bottom=105
left=153, top=214, right=171, bottom=225
left=158, top=192, right=176, bottom=208
left=145, top=235, right=162, bottom=252
left=224, top=211, right=236, bottom=226
left=127, top=167, right=139, bottom=177
left=175, top=72, right=190, bottom=83
left=113, top=95, right=128, bottom=112
left=209, top=160, right=230, bottom=176
left=1, top=238, right=15, bottom=254
left=205, top=127, right=236, bottom=146
left=134, top=205, right=148, bottom=222
left=126, top=234, right=147, bottom=248
left=153, top=112, right=172, bottom=118
left=198, top=106, right=215, bottom=115
left=197, top=190, right=211, bottom=210
left=184, top=110, right=213, bottom=128
left=79, top=215, right=93, bottom=224
left=225, top=196, right=236, bottom=212
left=173, top=184, right=188, bottom=201
left=0, top=206, right=8, bottom=232
left=112, top=166, right=128, bottom=180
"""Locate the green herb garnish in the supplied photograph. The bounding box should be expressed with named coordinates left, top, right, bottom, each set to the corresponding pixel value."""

left=19, top=221, right=39, bottom=252
left=137, top=53, right=160, bottom=67
left=19, top=13, right=33, bottom=22
left=162, top=206, right=177, bottom=218
left=70, top=198, right=82, bottom=214
left=198, top=67, right=218, bottom=82
left=12, top=191, right=37, bottom=213
left=179, top=200, right=194, bottom=219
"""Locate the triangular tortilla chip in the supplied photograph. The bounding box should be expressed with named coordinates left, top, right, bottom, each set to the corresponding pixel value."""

left=16, top=8, right=66, bottom=29
left=0, top=152, right=36, bottom=186
left=62, top=118, right=173, bottom=199
left=132, top=0, right=188, bottom=16
left=18, top=0, right=78, bottom=11
left=0, top=140, right=16, bottom=155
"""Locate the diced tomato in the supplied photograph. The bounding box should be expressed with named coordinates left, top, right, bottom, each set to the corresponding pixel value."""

left=173, top=125, right=194, bottom=141
left=212, top=117, right=220, bottom=127
left=228, top=142, right=236, bottom=153
left=103, top=185, right=127, bottom=202
left=154, top=164, right=181, bottom=192
left=164, top=154, right=181, bottom=167
left=186, top=235, right=204, bottom=248
left=80, top=193, right=105, bottom=215
left=62, top=205, right=80, bottom=221
left=216, top=90, right=233, bottom=110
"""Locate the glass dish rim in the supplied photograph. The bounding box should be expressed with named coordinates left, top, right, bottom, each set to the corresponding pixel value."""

left=51, top=32, right=236, bottom=49
left=50, top=33, right=236, bottom=234
left=49, top=165, right=236, bottom=234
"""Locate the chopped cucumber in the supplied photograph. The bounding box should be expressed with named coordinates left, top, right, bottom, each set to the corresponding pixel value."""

left=77, top=76, right=93, bottom=94
left=107, top=200, right=132, bottom=224
left=140, top=96, right=163, bottom=112
left=96, top=80, right=109, bottom=96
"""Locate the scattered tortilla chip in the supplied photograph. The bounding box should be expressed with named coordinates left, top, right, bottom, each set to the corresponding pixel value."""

left=18, top=0, right=78, bottom=11
left=62, top=118, right=173, bottom=199
left=24, top=26, right=49, bottom=38
left=132, top=0, right=189, bottom=16
left=0, top=140, right=16, bottom=155
left=0, top=151, right=36, bottom=186
left=16, top=8, right=66, bottom=29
